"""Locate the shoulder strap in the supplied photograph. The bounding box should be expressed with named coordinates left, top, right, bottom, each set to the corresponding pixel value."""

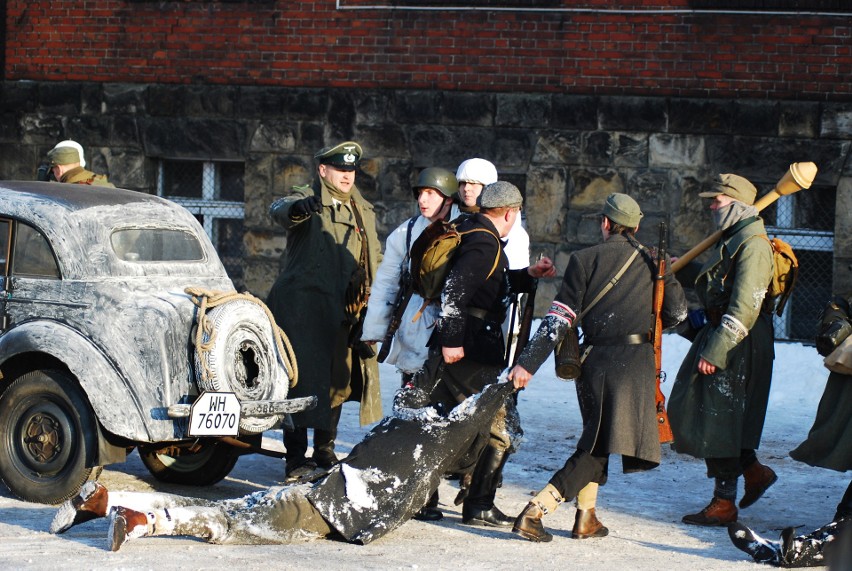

left=349, top=199, right=371, bottom=282
left=404, top=216, right=417, bottom=257
left=573, top=248, right=641, bottom=327
left=400, top=215, right=418, bottom=272
left=459, top=227, right=502, bottom=281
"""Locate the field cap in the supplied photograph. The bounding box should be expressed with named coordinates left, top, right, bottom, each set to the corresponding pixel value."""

left=47, top=146, right=81, bottom=167
left=53, top=140, right=86, bottom=168
left=478, top=181, right=523, bottom=209
left=315, top=141, right=362, bottom=171
left=699, top=173, right=757, bottom=205
left=602, top=193, right=643, bottom=228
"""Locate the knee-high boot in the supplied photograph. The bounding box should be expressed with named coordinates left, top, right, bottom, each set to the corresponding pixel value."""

left=461, top=445, right=513, bottom=527
left=108, top=505, right=230, bottom=551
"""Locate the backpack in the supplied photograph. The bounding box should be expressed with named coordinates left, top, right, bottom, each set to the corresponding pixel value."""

left=762, top=235, right=799, bottom=316
left=408, top=216, right=501, bottom=304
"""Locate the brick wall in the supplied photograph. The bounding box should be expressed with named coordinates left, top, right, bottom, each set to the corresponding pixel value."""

left=4, top=1, right=850, bottom=99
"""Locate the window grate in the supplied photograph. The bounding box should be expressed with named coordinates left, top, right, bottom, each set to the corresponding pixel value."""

left=158, top=160, right=246, bottom=290
left=763, top=186, right=835, bottom=342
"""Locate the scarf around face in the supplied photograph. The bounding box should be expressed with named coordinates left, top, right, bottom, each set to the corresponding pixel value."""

left=321, top=176, right=353, bottom=204
left=713, top=200, right=758, bottom=232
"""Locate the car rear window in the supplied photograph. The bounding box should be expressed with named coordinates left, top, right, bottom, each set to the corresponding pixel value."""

left=110, top=228, right=205, bottom=262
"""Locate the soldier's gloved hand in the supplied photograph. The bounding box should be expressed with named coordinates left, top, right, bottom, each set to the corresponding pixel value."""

left=289, top=195, right=322, bottom=220
left=815, top=319, right=852, bottom=356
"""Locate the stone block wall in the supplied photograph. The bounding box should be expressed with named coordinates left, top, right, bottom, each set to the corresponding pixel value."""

left=1, top=81, right=851, bottom=311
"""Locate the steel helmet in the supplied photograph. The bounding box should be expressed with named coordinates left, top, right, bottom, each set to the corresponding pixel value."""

left=455, top=158, right=498, bottom=186
left=413, top=167, right=458, bottom=199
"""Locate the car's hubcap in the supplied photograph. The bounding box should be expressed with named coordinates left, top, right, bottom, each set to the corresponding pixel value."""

left=24, top=414, right=62, bottom=463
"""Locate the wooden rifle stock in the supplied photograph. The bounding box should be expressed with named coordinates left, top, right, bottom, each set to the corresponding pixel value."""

left=652, top=222, right=674, bottom=444
left=671, top=162, right=817, bottom=274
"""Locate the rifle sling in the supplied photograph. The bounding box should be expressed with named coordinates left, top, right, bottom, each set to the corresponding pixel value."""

left=572, top=248, right=640, bottom=329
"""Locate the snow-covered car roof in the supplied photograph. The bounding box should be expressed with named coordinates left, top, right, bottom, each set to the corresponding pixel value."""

left=0, top=181, right=228, bottom=280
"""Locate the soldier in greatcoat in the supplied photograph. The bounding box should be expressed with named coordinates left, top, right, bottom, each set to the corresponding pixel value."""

left=266, top=142, right=383, bottom=483
left=509, top=193, right=687, bottom=542
left=44, top=144, right=115, bottom=187
left=668, top=173, right=777, bottom=526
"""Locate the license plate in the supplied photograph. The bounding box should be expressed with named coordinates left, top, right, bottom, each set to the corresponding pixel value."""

left=188, top=391, right=241, bottom=436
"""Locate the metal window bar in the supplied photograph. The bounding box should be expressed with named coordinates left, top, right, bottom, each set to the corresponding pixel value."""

left=157, top=160, right=246, bottom=290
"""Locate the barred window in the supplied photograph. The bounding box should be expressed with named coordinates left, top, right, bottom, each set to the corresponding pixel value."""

left=157, top=160, right=246, bottom=290
left=763, top=185, right=835, bottom=342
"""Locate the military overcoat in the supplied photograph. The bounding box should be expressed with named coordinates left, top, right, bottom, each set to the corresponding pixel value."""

left=59, top=166, right=115, bottom=187
left=790, top=294, right=852, bottom=472
left=789, top=370, right=852, bottom=472
left=519, top=233, right=687, bottom=471
left=266, top=180, right=382, bottom=428
left=669, top=217, right=775, bottom=459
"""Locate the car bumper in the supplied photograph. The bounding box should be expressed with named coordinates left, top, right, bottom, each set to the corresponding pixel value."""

left=166, top=396, right=317, bottom=419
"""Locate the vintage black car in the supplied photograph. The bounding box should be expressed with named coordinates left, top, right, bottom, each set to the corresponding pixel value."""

left=0, top=181, right=313, bottom=504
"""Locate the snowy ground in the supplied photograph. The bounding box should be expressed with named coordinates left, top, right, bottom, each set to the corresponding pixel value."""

left=0, top=333, right=845, bottom=570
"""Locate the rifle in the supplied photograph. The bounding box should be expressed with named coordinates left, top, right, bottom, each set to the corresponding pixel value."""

left=652, top=222, right=674, bottom=444
left=377, top=217, right=418, bottom=363
left=509, top=255, right=541, bottom=367
left=377, top=269, right=414, bottom=363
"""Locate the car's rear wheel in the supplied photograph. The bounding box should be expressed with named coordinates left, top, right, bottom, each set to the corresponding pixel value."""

left=0, top=370, right=96, bottom=504
left=138, top=441, right=238, bottom=486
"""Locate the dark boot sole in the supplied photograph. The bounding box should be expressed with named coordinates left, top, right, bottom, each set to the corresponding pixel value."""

left=572, top=528, right=609, bottom=539
left=682, top=516, right=737, bottom=527
left=461, top=517, right=513, bottom=528
left=512, top=526, right=553, bottom=543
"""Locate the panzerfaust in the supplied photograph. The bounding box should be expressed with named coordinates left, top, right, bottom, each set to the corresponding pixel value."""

left=671, top=162, right=818, bottom=274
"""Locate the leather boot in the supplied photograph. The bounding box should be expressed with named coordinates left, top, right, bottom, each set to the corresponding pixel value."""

left=572, top=508, right=609, bottom=539
left=414, top=490, right=443, bottom=521
left=51, top=481, right=109, bottom=534
left=512, top=484, right=562, bottom=543
left=462, top=445, right=513, bottom=527
left=513, top=502, right=553, bottom=543
left=312, top=407, right=341, bottom=470
left=683, top=497, right=738, bottom=526
left=453, top=472, right=472, bottom=506
left=108, top=507, right=151, bottom=552
left=740, top=460, right=777, bottom=508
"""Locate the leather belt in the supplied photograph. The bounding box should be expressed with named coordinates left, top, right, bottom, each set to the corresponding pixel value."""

left=467, top=307, right=502, bottom=322
left=584, top=333, right=648, bottom=346
left=468, top=307, right=489, bottom=320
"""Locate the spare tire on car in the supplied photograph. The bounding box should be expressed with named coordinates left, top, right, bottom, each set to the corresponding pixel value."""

left=194, top=299, right=290, bottom=435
